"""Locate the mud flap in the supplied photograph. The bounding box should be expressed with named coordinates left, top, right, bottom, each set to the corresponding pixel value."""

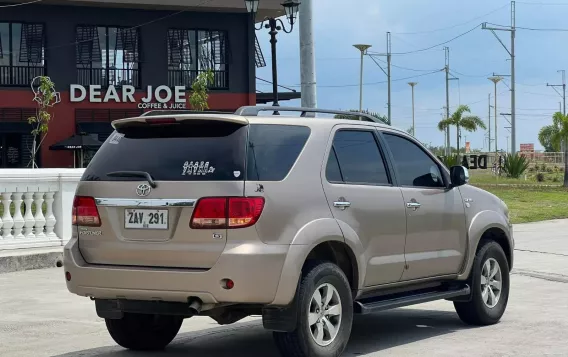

left=95, top=299, right=124, bottom=320
left=262, top=300, right=298, bottom=332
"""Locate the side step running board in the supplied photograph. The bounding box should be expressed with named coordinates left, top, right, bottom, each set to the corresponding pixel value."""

left=354, top=285, right=470, bottom=315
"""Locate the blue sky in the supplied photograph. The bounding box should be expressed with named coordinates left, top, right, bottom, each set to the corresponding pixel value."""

left=255, top=0, right=568, bottom=151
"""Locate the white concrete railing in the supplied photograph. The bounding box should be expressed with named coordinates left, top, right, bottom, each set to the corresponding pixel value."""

left=0, top=169, right=85, bottom=251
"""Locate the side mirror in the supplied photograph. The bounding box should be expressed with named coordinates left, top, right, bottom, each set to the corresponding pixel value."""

left=450, top=165, right=469, bottom=187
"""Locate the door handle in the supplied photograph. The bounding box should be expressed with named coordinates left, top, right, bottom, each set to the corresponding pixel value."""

left=406, top=202, right=421, bottom=210
left=333, top=201, right=351, bottom=210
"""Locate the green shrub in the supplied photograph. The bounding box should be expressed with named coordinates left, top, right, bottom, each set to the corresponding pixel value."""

left=541, top=163, right=547, bottom=171
left=536, top=172, right=545, bottom=182
left=547, top=166, right=554, bottom=173
left=503, top=153, right=530, bottom=179
left=552, top=176, right=560, bottom=182
left=439, top=155, right=460, bottom=169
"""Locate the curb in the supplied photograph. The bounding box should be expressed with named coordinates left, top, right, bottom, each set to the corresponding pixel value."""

left=0, top=248, right=63, bottom=274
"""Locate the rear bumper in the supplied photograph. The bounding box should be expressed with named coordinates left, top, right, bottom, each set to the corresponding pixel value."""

left=64, top=238, right=289, bottom=305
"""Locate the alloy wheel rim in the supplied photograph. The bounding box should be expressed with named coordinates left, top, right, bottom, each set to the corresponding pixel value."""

left=308, top=283, right=342, bottom=347
left=481, top=257, right=503, bottom=308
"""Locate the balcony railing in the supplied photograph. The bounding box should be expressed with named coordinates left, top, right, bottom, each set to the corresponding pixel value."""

left=0, top=66, right=45, bottom=86
left=0, top=169, right=84, bottom=250
left=168, top=69, right=228, bottom=90
left=77, top=67, right=140, bottom=88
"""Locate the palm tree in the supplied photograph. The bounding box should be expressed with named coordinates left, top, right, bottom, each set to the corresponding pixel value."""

left=334, top=109, right=389, bottom=125
left=539, top=112, right=568, bottom=187
left=437, top=104, right=486, bottom=156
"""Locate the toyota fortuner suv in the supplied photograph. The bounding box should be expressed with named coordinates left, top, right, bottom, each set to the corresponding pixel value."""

left=64, top=106, right=514, bottom=357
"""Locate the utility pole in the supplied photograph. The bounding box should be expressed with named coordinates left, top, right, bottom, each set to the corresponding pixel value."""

left=489, top=76, right=502, bottom=158
left=299, top=0, right=317, bottom=108
left=482, top=0, right=516, bottom=154
left=366, top=33, right=392, bottom=124
left=408, top=82, right=417, bottom=137
left=445, top=47, right=450, bottom=156
left=488, top=93, right=492, bottom=152
left=547, top=69, right=566, bottom=116
left=387, top=32, right=392, bottom=125
left=353, top=44, right=371, bottom=113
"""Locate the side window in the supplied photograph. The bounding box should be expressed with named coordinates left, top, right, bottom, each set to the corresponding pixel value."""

left=383, top=133, right=445, bottom=188
left=246, top=124, right=311, bottom=181
left=326, top=147, right=343, bottom=183
left=327, top=130, right=390, bottom=185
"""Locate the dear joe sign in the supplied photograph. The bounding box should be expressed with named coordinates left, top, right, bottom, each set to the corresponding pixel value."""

left=437, top=155, right=490, bottom=170
left=70, top=84, right=187, bottom=109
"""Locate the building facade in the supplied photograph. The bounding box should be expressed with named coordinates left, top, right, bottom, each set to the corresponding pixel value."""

left=0, top=0, right=291, bottom=168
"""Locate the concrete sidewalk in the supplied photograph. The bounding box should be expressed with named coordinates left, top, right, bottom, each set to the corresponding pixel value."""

left=0, top=247, right=62, bottom=274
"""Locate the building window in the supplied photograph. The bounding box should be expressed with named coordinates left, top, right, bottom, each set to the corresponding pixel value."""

left=0, top=23, right=45, bottom=86
left=76, top=25, right=140, bottom=88
left=167, top=29, right=229, bottom=89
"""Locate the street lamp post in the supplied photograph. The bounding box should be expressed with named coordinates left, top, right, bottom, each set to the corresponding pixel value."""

left=353, top=44, right=372, bottom=113
left=488, top=76, right=502, bottom=160
left=408, top=82, right=418, bottom=137
left=245, top=0, right=301, bottom=110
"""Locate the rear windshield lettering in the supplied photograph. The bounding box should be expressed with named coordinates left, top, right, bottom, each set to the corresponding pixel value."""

left=108, top=132, right=124, bottom=145
left=182, top=161, right=216, bottom=176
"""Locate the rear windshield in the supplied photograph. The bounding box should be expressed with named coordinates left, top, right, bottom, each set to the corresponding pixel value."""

left=81, top=121, right=311, bottom=182
left=82, top=120, right=248, bottom=182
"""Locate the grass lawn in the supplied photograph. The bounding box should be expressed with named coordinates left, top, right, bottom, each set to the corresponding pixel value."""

left=469, top=168, right=564, bottom=186
left=468, top=168, right=568, bottom=224
left=475, top=185, right=568, bottom=224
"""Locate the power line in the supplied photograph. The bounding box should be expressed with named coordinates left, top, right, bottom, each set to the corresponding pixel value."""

left=371, top=56, right=439, bottom=72
left=279, top=69, right=444, bottom=89
left=389, top=24, right=482, bottom=55
left=451, top=69, right=493, bottom=78
left=392, top=4, right=508, bottom=35
left=485, top=21, right=568, bottom=32
left=516, top=1, right=568, bottom=5
left=517, top=26, right=568, bottom=31
left=0, top=0, right=42, bottom=7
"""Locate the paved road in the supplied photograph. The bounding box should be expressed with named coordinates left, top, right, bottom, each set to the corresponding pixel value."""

left=1, top=220, right=567, bottom=357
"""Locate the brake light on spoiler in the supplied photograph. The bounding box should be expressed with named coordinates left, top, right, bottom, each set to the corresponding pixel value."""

left=190, top=197, right=265, bottom=229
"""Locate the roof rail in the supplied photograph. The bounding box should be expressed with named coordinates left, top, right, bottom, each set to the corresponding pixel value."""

left=140, top=110, right=233, bottom=117
left=234, top=106, right=387, bottom=124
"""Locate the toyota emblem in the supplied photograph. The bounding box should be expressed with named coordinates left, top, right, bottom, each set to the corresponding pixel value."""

left=136, top=183, right=151, bottom=197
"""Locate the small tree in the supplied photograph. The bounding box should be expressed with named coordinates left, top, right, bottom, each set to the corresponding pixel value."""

left=28, top=76, right=60, bottom=168
left=334, top=109, right=389, bottom=125
left=544, top=112, right=568, bottom=187
left=189, top=70, right=214, bottom=111
left=437, top=104, right=486, bottom=157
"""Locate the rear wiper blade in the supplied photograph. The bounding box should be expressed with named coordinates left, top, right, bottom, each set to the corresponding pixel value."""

left=106, top=171, right=157, bottom=188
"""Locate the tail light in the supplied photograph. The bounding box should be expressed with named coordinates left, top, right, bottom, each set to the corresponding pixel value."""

left=73, top=196, right=101, bottom=227
left=190, top=197, right=264, bottom=229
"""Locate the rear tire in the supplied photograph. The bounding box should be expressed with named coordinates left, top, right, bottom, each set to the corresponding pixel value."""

left=454, top=240, right=510, bottom=326
left=105, top=313, right=183, bottom=351
left=273, top=261, right=353, bottom=357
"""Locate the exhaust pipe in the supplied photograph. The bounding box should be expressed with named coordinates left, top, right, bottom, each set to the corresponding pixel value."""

left=188, top=298, right=203, bottom=315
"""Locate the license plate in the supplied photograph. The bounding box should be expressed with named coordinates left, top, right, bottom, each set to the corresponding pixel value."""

left=125, top=209, right=168, bottom=230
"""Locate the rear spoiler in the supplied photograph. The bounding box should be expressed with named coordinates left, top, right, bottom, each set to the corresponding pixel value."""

left=111, top=114, right=249, bottom=129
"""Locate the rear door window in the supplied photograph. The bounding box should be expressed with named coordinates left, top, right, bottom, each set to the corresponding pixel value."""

left=81, top=120, right=248, bottom=182
left=246, top=124, right=311, bottom=181
left=327, top=130, right=391, bottom=185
